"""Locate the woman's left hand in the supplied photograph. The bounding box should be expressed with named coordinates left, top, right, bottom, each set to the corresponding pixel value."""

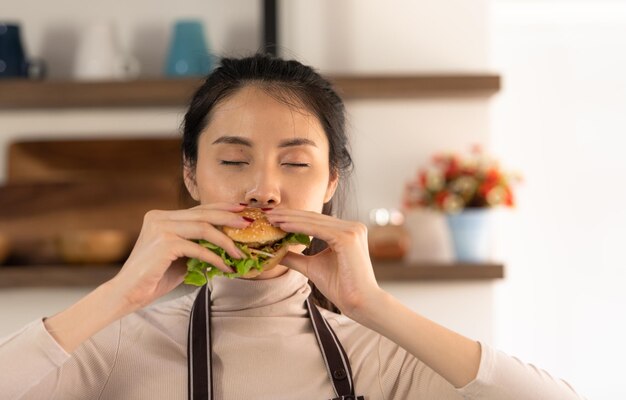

left=267, top=210, right=486, bottom=390
left=265, top=208, right=383, bottom=319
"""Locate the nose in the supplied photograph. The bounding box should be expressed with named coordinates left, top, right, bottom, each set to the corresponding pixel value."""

left=244, top=169, right=281, bottom=208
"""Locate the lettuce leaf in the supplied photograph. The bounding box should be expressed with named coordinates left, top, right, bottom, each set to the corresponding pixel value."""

left=184, top=233, right=311, bottom=286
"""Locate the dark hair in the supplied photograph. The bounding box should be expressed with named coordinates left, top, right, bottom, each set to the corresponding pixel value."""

left=181, top=53, right=353, bottom=313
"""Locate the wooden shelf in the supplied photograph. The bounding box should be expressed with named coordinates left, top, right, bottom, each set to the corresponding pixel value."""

left=372, top=262, right=504, bottom=282
left=0, top=265, right=121, bottom=288
left=0, top=78, right=199, bottom=109
left=0, top=74, right=500, bottom=109
left=0, top=263, right=503, bottom=288
left=330, top=74, right=501, bottom=99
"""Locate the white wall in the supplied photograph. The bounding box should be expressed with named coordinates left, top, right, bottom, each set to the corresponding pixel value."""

left=280, top=0, right=489, bottom=74
left=1, top=0, right=498, bottom=362
left=0, top=0, right=261, bottom=182
left=491, top=1, right=626, bottom=398
left=4, top=0, right=261, bottom=80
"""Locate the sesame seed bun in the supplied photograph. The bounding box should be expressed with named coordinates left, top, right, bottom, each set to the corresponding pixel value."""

left=222, top=208, right=287, bottom=245
left=222, top=208, right=290, bottom=278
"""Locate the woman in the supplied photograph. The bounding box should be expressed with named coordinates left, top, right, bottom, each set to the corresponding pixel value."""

left=0, top=54, right=585, bottom=399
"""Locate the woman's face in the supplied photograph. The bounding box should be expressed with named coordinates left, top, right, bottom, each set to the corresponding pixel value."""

left=187, top=84, right=338, bottom=209
left=184, top=85, right=338, bottom=278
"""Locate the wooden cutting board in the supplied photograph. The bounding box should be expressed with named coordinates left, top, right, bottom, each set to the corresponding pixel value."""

left=1, top=136, right=199, bottom=265
left=0, top=178, right=196, bottom=264
left=7, top=136, right=183, bottom=183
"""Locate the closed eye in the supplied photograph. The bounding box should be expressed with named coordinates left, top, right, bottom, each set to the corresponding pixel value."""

left=282, top=163, right=310, bottom=167
left=220, top=160, right=248, bottom=166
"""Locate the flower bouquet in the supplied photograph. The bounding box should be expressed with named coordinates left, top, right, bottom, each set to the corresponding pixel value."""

left=403, top=145, right=521, bottom=261
left=403, top=145, right=520, bottom=214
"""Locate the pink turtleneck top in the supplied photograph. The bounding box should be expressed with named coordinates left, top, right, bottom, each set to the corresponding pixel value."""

left=0, top=269, right=585, bottom=399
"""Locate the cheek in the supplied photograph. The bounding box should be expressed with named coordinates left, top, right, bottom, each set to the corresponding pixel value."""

left=283, top=170, right=331, bottom=212
left=194, top=158, right=240, bottom=203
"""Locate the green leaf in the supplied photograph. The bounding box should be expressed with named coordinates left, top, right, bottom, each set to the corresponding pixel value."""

left=184, top=232, right=310, bottom=284
left=187, top=257, right=203, bottom=269
left=184, top=269, right=207, bottom=286
left=285, top=233, right=311, bottom=246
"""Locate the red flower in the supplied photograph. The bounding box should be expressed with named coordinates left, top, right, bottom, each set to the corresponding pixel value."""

left=435, top=191, right=448, bottom=208
left=445, top=157, right=461, bottom=179
left=418, top=169, right=428, bottom=188
left=478, top=181, right=496, bottom=198
left=504, top=187, right=515, bottom=207
left=461, top=166, right=477, bottom=176
left=403, top=145, right=520, bottom=212
left=487, top=167, right=501, bottom=181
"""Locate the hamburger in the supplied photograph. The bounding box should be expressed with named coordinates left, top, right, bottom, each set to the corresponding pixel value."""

left=184, top=208, right=311, bottom=285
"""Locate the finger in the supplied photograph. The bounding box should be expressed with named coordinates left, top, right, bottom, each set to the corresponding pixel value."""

left=161, top=220, right=247, bottom=259
left=280, top=251, right=310, bottom=276
left=266, top=212, right=354, bottom=235
left=180, top=239, right=235, bottom=273
left=265, top=207, right=330, bottom=219
left=270, top=217, right=366, bottom=248
left=166, top=207, right=251, bottom=228
left=266, top=209, right=354, bottom=230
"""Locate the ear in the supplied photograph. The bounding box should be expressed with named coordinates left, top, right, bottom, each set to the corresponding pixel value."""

left=323, top=171, right=339, bottom=203
left=183, top=161, right=200, bottom=201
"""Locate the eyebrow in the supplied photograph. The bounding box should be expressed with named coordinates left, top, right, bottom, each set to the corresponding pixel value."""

left=212, top=136, right=252, bottom=146
left=211, top=135, right=318, bottom=148
left=278, top=137, right=318, bottom=148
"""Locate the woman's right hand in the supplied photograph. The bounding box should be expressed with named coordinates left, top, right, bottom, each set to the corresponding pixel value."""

left=44, top=203, right=249, bottom=353
left=108, top=202, right=250, bottom=312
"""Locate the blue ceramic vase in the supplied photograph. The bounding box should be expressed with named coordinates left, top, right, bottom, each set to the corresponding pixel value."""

left=165, top=20, right=213, bottom=77
left=0, top=23, right=27, bottom=78
left=445, top=209, right=492, bottom=262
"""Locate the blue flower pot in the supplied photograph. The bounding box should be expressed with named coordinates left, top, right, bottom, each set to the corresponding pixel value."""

left=445, top=209, right=492, bottom=262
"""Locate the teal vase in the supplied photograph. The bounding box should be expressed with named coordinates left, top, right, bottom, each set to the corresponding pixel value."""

left=165, top=20, right=213, bottom=77
left=445, top=209, right=492, bottom=262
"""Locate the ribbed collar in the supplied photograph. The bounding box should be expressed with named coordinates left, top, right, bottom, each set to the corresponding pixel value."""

left=183, top=268, right=312, bottom=317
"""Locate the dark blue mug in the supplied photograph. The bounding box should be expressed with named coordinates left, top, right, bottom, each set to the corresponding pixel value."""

left=0, top=23, right=45, bottom=79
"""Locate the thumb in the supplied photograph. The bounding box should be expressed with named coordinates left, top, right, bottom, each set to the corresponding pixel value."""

left=280, top=251, right=310, bottom=277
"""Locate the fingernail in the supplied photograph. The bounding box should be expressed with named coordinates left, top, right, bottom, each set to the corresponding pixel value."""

left=262, top=208, right=273, bottom=211
left=242, top=216, right=255, bottom=222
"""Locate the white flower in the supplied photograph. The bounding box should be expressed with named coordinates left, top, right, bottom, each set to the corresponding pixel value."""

left=451, top=176, right=478, bottom=199
left=443, top=194, right=465, bottom=213
left=486, top=186, right=506, bottom=206
left=425, top=169, right=445, bottom=191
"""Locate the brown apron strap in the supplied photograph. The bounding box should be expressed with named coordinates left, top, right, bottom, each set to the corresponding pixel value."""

left=306, top=296, right=363, bottom=399
left=187, top=284, right=212, bottom=400
left=187, top=284, right=365, bottom=400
